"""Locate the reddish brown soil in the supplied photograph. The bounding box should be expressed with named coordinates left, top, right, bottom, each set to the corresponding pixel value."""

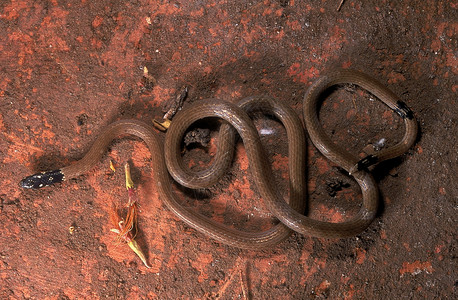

left=1, top=1, right=456, bottom=299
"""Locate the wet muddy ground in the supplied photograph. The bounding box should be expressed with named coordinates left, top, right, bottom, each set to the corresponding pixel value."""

left=0, top=0, right=456, bottom=299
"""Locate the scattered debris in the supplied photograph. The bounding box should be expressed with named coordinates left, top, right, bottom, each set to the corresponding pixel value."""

left=326, top=179, right=351, bottom=197
left=361, top=138, right=387, bottom=157
left=142, top=66, right=157, bottom=90
left=153, top=86, right=188, bottom=131
left=373, top=138, right=386, bottom=151
left=311, top=280, right=331, bottom=298
left=389, top=168, right=399, bottom=177
left=184, top=128, right=211, bottom=147
left=110, top=162, right=151, bottom=268
left=152, top=118, right=171, bottom=131
left=163, top=86, right=188, bottom=120
left=76, top=113, right=88, bottom=126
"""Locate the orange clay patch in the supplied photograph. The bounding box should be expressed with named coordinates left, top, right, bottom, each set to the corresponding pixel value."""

left=190, top=252, right=213, bottom=283
left=399, top=261, right=433, bottom=276
left=355, top=248, right=366, bottom=264
left=314, top=157, right=331, bottom=174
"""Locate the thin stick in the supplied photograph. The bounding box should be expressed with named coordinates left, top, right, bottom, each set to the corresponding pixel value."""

left=337, top=0, right=346, bottom=11
left=214, top=258, right=247, bottom=299
left=240, top=264, right=250, bottom=300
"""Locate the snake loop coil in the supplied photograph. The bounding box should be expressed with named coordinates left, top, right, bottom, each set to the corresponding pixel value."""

left=20, top=69, right=417, bottom=249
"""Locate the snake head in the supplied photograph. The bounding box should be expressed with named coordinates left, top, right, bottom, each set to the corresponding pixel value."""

left=19, top=170, right=64, bottom=189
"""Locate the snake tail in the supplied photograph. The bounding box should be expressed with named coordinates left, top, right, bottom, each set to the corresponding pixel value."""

left=394, top=101, right=414, bottom=120
left=355, top=155, right=379, bottom=172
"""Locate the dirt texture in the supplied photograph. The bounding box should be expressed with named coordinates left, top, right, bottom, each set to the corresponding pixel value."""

left=0, top=0, right=457, bottom=299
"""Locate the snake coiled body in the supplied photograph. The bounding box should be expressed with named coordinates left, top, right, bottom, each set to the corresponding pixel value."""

left=20, top=69, right=418, bottom=249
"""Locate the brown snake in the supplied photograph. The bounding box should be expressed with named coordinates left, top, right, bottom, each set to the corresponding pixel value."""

left=20, top=69, right=418, bottom=249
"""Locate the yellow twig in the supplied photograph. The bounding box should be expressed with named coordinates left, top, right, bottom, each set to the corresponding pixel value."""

left=109, top=162, right=150, bottom=268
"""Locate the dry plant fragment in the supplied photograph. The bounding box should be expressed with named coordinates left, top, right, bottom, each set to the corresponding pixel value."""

left=163, top=86, right=188, bottom=120
left=142, top=66, right=157, bottom=89
left=153, top=87, right=188, bottom=131
left=109, top=162, right=151, bottom=268
left=109, top=160, right=116, bottom=172
left=152, top=118, right=171, bottom=131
